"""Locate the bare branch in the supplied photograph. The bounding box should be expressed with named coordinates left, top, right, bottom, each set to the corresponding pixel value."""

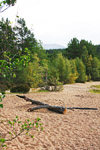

left=0, top=5, right=10, bottom=13
left=5, top=129, right=24, bottom=142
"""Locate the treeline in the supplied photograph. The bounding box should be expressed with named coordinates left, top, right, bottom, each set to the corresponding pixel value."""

left=47, top=38, right=100, bottom=82
left=0, top=18, right=100, bottom=92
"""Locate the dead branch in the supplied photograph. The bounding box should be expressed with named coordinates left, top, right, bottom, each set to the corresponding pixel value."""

left=16, top=95, right=45, bottom=105
left=16, top=95, right=98, bottom=114
left=67, top=107, right=98, bottom=110
left=16, top=95, right=66, bottom=114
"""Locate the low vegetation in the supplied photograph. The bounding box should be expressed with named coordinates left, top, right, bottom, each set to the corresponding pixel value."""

left=90, top=85, right=100, bottom=94
left=90, top=89, right=100, bottom=94
left=0, top=115, right=43, bottom=149
left=90, top=85, right=100, bottom=88
left=0, top=92, right=43, bottom=149
left=10, top=84, right=30, bottom=93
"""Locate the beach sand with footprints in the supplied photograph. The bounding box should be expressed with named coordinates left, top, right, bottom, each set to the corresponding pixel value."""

left=0, top=82, right=100, bottom=150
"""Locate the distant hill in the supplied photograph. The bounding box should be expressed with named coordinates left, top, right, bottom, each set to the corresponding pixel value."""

left=42, top=44, right=65, bottom=50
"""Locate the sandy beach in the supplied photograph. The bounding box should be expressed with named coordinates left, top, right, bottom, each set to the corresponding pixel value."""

left=0, top=82, right=100, bottom=150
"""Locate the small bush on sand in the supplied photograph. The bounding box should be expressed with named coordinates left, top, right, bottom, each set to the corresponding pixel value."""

left=10, top=84, right=30, bottom=93
left=0, top=84, right=8, bottom=92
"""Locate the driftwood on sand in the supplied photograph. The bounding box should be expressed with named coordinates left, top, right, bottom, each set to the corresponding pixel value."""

left=16, top=95, right=98, bottom=114
left=16, top=95, right=66, bottom=114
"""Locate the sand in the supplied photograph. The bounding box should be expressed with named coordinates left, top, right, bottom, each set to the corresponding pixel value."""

left=0, top=82, right=100, bottom=150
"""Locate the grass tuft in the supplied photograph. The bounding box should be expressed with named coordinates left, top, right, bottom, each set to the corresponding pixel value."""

left=90, top=85, right=100, bottom=88
left=38, top=90, right=49, bottom=93
left=90, top=84, right=100, bottom=94
left=90, top=89, right=100, bottom=94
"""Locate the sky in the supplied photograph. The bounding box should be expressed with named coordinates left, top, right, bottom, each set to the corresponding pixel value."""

left=0, top=0, right=100, bottom=47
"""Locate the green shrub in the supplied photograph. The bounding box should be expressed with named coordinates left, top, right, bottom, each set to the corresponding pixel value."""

left=0, top=81, right=13, bottom=92
left=0, top=84, right=8, bottom=92
left=10, top=84, right=30, bottom=93
left=5, top=81, right=13, bottom=89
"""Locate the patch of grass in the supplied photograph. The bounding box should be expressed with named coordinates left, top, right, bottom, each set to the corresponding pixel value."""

left=38, top=90, right=49, bottom=93
left=90, top=84, right=100, bottom=94
left=90, top=85, right=100, bottom=88
left=90, top=89, right=100, bottom=94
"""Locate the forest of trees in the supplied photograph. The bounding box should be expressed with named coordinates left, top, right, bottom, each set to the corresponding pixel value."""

left=0, top=17, right=100, bottom=92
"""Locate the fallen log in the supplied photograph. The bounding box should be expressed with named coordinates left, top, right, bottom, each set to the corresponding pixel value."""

left=27, top=106, right=98, bottom=114
left=16, top=95, right=98, bottom=114
left=28, top=105, right=66, bottom=114
left=16, top=95, right=66, bottom=114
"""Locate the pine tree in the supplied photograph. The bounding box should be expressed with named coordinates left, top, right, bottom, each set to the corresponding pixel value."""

left=66, top=38, right=80, bottom=59
left=69, top=59, right=78, bottom=83
left=55, top=53, right=71, bottom=83
left=91, top=57, right=100, bottom=80
left=75, top=58, right=86, bottom=83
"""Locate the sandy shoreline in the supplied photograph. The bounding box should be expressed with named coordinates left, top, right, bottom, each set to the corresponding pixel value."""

left=0, top=81, right=100, bottom=150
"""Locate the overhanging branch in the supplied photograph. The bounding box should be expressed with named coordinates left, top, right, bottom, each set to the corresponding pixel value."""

left=0, top=5, right=10, bottom=13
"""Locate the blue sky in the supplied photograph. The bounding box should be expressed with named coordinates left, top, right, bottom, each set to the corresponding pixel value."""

left=0, top=0, right=100, bottom=47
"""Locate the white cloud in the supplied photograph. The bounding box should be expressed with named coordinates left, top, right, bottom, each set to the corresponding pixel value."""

left=0, top=0, right=100, bottom=46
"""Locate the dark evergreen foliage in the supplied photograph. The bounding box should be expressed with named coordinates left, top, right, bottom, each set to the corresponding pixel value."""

left=10, top=84, right=30, bottom=93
